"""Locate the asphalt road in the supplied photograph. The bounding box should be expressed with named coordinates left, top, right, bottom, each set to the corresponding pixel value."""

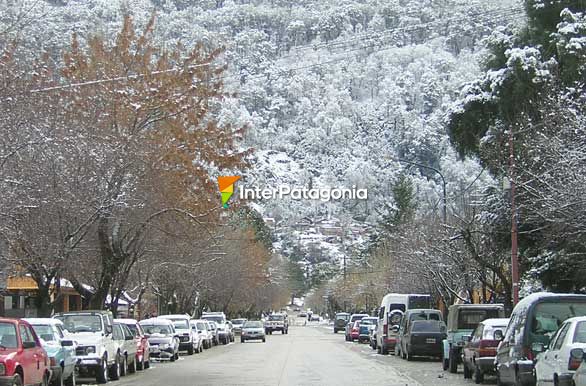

left=79, top=321, right=478, bottom=386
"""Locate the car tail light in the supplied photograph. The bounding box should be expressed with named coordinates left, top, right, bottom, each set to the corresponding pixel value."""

left=383, top=324, right=388, bottom=336
left=352, top=327, right=358, bottom=332
left=569, top=348, right=583, bottom=371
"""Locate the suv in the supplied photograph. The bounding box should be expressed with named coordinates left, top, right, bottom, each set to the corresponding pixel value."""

left=202, top=312, right=231, bottom=344
left=159, top=314, right=198, bottom=355
left=54, top=310, right=119, bottom=384
left=265, top=313, right=289, bottom=334
left=334, top=312, right=350, bottom=334
left=442, top=304, right=505, bottom=374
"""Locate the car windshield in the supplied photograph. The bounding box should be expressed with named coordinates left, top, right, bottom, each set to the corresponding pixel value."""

left=30, top=325, right=56, bottom=342
left=350, top=315, right=366, bottom=322
left=531, top=302, right=586, bottom=344
left=0, top=322, right=18, bottom=348
left=244, top=321, right=262, bottom=328
left=232, top=319, right=246, bottom=324
left=196, top=322, right=207, bottom=330
left=202, top=316, right=225, bottom=324
left=412, top=320, right=444, bottom=332
left=125, top=324, right=140, bottom=336
left=457, top=309, right=501, bottom=330
left=361, top=319, right=375, bottom=325
left=141, top=324, right=172, bottom=335
left=55, top=314, right=103, bottom=333
left=269, top=315, right=284, bottom=321
left=170, top=319, right=189, bottom=329
left=336, top=314, right=350, bottom=321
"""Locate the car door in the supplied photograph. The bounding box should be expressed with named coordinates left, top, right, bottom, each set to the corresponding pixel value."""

left=55, top=323, right=76, bottom=372
left=465, top=324, right=483, bottom=366
left=539, top=322, right=569, bottom=383
left=19, top=324, right=43, bottom=384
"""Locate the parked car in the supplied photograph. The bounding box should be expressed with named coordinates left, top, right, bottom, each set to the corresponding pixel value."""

left=265, top=314, right=288, bottom=335
left=359, top=317, right=378, bottom=344
left=377, top=309, right=403, bottom=354
left=345, top=314, right=369, bottom=341
left=399, top=320, right=447, bottom=361
left=114, top=318, right=150, bottom=370
left=112, top=322, right=137, bottom=376
left=191, top=320, right=213, bottom=349
left=395, top=309, right=443, bottom=359
left=495, top=293, right=586, bottom=386
left=231, top=319, right=247, bottom=335
left=208, top=321, right=219, bottom=345
left=159, top=314, right=199, bottom=355
left=334, top=313, right=350, bottom=334
left=574, top=351, right=586, bottom=386
left=225, top=321, right=235, bottom=342
left=202, top=312, right=231, bottom=345
left=376, top=293, right=432, bottom=355
left=54, top=310, right=119, bottom=383
left=0, top=318, right=51, bottom=386
left=534, top=316, right=586, bottom=386
left=349, top=321, right=361, bottom=341
left=442, top=304, right=505, bottom=374
left=139, top=318, right=180, bottom=361
left=25, top=318, right=77, bottom=386
left=241, top=321, right=266, bottom=343
left=462, top=318, right=509, bottom=383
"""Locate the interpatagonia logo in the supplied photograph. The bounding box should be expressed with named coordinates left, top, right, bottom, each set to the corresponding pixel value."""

left=217, top=176, right=241, bottom=208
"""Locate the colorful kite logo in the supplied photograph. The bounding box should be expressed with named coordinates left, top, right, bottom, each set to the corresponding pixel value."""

left=218, top=176, right=241, bottom=208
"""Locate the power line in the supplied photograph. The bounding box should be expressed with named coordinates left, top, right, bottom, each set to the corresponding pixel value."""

left=27, top=7, right=524, bottom=94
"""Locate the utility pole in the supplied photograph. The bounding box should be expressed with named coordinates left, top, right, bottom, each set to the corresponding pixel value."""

left=509, top=128, right=520, bottom=306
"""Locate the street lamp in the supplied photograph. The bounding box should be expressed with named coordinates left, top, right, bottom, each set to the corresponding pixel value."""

left=507, top=128, right=520, bottom=306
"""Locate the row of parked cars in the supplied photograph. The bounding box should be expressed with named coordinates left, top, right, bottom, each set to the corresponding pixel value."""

left=0, top=310, right=245, bottom=385
left=334, top=292, right=586, bottom=386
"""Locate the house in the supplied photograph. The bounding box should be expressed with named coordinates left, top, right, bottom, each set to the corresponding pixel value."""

left=1, top=275, right=83, bottom=318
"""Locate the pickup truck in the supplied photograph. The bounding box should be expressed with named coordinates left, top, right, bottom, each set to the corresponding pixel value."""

left=54, top=310, right=120, bottom=383
left=265, top=314, right=288, bottom=334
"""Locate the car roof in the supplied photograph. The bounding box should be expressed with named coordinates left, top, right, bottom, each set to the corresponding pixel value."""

left=139, top=318, right=174, bottom=325
left=350, top=313, right=369, bottom=317
left=158, top=314, right=190, bottom=319
left=0, top=317, right=23, bottom=325
left=563, top=316, right=586, bottom=324
left=23, top=318, right=64, bottom=326
left=480, top=318, right=510, bottom=327
left=114, top=318, right=138, bottom=324
left=54, top=310, right=112, bottom=316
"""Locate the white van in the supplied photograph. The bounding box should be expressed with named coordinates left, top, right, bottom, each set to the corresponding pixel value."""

left=375, top=293, right=432, bottom=354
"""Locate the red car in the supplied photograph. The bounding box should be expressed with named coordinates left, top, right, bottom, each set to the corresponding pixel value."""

left=350, top=321, right=361, bottom=341
left=0, top=317, right=51, bottom=386
left=114, top=319, right=150, bottom=370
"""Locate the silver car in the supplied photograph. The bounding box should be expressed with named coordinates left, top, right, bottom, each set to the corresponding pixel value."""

left=241, top=321, right=266, bottom=343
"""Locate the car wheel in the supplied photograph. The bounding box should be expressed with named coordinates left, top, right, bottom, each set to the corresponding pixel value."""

left=41, top=372, right=50, bottom=386
left=474, top=365, right=484, bottom=384
left=137, top=355, right=145, bottom=371
left=188, top=343, right=194, bottom=355
left=96, top=356, right=109, bottom=384
left=120, top=354, right=128, bottom=377
left=496, top=368, right=505, bottom=386
left=463, top=362, right=472, bottom=379
left=144, top=359, right=150, bottom=369
left=241, top=337, right=245, bottom=343
left=262, top=338, right=266, bottom=343
left=64, top=367, right=76, bottom=386
left=381, top=344, right=388, bottom=355
left=448, top=349, right=458, bottom=374
left=334, top=329, right=338, bottom=333
left=55, top=368, right=65, bottom=386
left=442, top=351, right=449, bottom=371
left=406, top=347, right=412, bottom=361
left=110, top=353, right=122, bottom=380
left=129, top=357, right=136, bottom=374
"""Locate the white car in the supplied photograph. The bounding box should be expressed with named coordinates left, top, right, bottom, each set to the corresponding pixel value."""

left=159, top=314, right=200, bottom=355
left=202, top=312, right=231, bottom=344
left=189, top=320, right=210, bottom=350
left=535, top=316, right=586, bottom=386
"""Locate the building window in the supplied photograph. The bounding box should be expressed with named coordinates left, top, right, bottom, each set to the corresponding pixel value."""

left=69, top=295, right=79, bottom=311
left=4, top=296, right=12, bottom=310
